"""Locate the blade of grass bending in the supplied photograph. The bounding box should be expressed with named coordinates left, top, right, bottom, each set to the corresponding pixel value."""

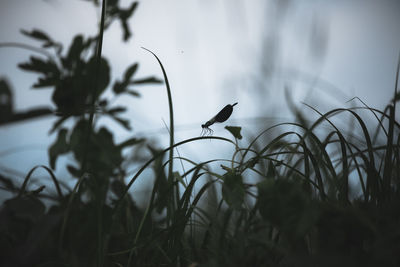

left=111, top=136, right=234, bottom=229
left=302, top=104, right=351, bottom=203
left=382, top=105, right=395, bottom=199
left=164, top=167, right=207, bottom=259
left=383, top=53, right=400, bottom=197
left=58, top=173, right=86, bottom=250
left=303, top=104, right=379, bottom=199
left=141, top=47, right=177, bottom=226
left=18, top=165, right=63, bottom=199
left=393, top=52, right=399, bottom=113
left=347, top=97, right=388, bottom=139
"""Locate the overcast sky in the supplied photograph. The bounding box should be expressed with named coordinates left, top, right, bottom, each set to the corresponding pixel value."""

left=0, top=0, right=399, bottom=194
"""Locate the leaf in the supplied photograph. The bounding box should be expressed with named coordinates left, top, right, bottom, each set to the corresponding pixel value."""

left=121, top=20, right=131, bottom=41
left=49, top=116, right=69, bottom=134
left=113, top=64, right=140, bottom=94
left=33, top=77, right=59, bottom=88
left=225, top=126, right=242, bottom=140
left=257, top=179, right=317, bottom=237
left=69, top=120, right=88, bottom=162
left=118, top=2, right=138, bottom=41
left=131, top=77, right=163, bottom=85
left=64, top=35, right=84, bottom=68
left=18, top=56, right=59, bottom=75
left=87, top=56, right=111, bottom=96
left=107, top=106, right=126, bottom=115
left=29, top=185, right=46, bottom=196
left=124, top=63, right=138, bottom=81
left=0, top=174, right=16, bottom=191
left=21, top=29, right=52, bottom=42
left=117, top=137, right=144, bottom=149
left=98, top=99, right=108, bottom=107
left=18, top=56, right=61, bottom=90
left=113, top=81, right=126, bottom=94
left=5, top=196, right=45, bottom=222
left=126, top=90, right=140, bottom=97
left=221, top=171, right=245, bottom=209
left=48, top=128, right=70, bottom=169
left=67, top=164, right=81, bottom=178
left=120, top=1, right=138, bottom=20
left=110, top=116, right=131, bottom=130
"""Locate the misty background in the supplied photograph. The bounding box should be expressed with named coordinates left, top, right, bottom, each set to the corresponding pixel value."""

left=0, top=0, right=399, bottom=200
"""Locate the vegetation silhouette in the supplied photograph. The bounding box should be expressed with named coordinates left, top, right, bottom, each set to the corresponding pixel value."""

left=0, top=1, right=400, bottom=267
left=0, top=79, right=52, bottom=125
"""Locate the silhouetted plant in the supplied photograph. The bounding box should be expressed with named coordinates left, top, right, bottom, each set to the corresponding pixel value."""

left=1, top=1, right=400, bottom=266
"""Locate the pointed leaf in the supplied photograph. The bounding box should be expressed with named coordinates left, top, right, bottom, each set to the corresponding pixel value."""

left=124, top=63, right=138, bottom=81
left=225, top=126, right=242, bottom=140
left=18, top=56, right=59, bottom=75
left=65, top=35, right=84, bottom=64
left=118, top=137, right=144, bottom=149
left=67, top=164, right=81, bottom=178
left=126, top=90, right=140, bottom=97
left=33, top=77, right=59, bottom=88
left=111, top=116, right=131, bottom=130
left=131, top=77, right=163, bottom=85
left=21, top=29, right=52, bottom=42
left=107, top=106, right=126, bottom=115
left=49, top=116, right=69, bottom=134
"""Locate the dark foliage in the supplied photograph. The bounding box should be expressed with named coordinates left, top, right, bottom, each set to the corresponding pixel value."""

left=1, top=1, right=400, bottom=267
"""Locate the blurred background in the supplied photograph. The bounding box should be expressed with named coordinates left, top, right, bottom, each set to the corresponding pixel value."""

left=0, top=0, right=399, bottom=201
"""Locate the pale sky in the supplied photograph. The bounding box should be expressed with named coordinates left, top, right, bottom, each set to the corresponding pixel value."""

left=0, top=0, right=399, bottom=196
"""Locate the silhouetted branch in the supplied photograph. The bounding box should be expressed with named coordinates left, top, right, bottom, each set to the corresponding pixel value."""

left=0, top=107, right=53, bottom=126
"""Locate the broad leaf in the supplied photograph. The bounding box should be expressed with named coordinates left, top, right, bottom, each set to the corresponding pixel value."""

left=222, top=170, right=245, bottom=209
left=225, top=126, right=242, bottom=140
left=257, top=179, right=317, bottom=237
